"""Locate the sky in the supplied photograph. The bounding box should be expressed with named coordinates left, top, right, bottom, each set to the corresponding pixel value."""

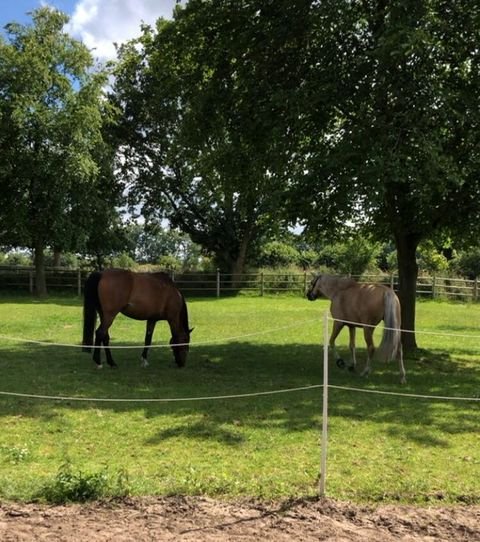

left=0, top=0, right=180, bottom=60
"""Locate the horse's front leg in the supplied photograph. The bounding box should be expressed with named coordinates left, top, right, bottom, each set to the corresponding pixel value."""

left=361, top=326, right=375, bottom=377
left=140, top=320, right=157, bottom=367
left=329, top=320, right=345, bottom=368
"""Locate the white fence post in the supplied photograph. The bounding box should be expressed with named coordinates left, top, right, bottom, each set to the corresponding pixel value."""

left=319, top=310, right=329, bottom=497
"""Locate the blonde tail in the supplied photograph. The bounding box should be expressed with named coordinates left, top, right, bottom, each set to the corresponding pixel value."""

left=377, top=289, right=402, bottom=362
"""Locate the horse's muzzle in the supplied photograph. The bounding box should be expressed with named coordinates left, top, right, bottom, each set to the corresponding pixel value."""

left=306, top=291, right=317, bottom=301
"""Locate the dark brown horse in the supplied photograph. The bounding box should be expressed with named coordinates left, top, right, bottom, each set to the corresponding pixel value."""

left=307, top=274, right=406, bottom=383
left=82, top=269, right=192, bottom=368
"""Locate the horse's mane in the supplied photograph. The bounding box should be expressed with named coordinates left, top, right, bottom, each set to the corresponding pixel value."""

left=151, top=271, right=175, bottom=285
left=324, top=275, right=357, bottom=290
left=179, top=293, right=190, bottom=334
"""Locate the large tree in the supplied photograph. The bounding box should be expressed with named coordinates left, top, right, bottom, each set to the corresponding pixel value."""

left=295, top=0, right=480, bottom=350
left=0, top=8, right=117, bottom=295
left=111, top=0, right=315, bottom=276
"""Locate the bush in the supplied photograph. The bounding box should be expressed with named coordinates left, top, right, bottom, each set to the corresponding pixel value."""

left=454, top=248, right=480, bottom=279
left=40, top=463, right=130, bottom=504
left=257, top=241, right=301, bottom=268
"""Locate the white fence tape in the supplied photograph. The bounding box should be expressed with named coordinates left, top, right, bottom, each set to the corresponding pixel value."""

left=328, top=316, right=480, bottom=339
left=0, top=317, right=320, bottom=349
left=0, top=312, right=478, bottom=403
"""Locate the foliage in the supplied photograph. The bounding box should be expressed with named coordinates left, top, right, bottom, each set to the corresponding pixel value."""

left=124, top=223, right=203, bottom=269
left=111, top=1, right=313, bottom=274
left=256, top=241, right=301, bottom=269
left=292, top=1, right=480, bottom=349
left=0, top=8, right=119, bottom=293
left=317, top=236, right=382, bottom=277
left=40, top=463, right=130, bottom=504
left=454, top=248, right=480, bottom=279
left=156, top=254, right=182, bottom=271
left=0, top=251, right=32, bottom=267
left=110, top=252, right=137, bottom=269
left=417, top=241, right=449, bottom=275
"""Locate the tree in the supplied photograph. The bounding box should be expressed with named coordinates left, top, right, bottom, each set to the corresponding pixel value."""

left=111, top=0, right=313, bottom=277
left=0, top=8, right=117, bottom=295
left=295, top=0, right=480, bottom=350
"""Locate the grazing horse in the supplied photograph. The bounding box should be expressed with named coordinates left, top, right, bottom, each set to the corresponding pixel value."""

left=306, top=274, right=406, bottom=383
left=82, top=269, right=192, bottom=368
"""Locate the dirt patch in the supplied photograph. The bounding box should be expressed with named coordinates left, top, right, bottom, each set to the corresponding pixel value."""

left=1, top=497, right=479, bottom=541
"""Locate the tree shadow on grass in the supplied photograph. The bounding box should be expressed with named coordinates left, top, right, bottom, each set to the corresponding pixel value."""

left=0, top=340, right=479, bottom=449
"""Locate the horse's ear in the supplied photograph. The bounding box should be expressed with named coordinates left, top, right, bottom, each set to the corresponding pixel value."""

left=189, top=327, right=194, bottom=333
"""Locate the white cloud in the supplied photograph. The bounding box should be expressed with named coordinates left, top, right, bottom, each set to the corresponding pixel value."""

left=67, top=0, right=180, bottom=60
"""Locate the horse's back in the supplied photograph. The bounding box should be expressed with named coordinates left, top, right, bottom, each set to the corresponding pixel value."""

left=332, top=282, right=391, bottom=325
left=97, top=269, right=135, bottom=312
left=122, top=271, right=180, bottom=321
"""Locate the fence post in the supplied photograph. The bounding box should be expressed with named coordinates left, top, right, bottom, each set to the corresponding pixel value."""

left=260, top=272, right=264, bottom=296
left=216, top=268, right=220, bottom=298
left=77, top=269, right=81, bottom=296
left=303, top=271, right=307, bottom=297
left=29, top=271, right=34, bottom=294
left=319, top=310, right=329, bottom=497
left=390, top=273, right=394, bottom=289
left=474, top=278, right=478, bottom=301
left=432, top=275, right=436, bottom=299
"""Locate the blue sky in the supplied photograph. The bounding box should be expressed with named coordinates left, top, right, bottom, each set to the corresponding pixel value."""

left=0, top=0, right=178, bottom=59
left=1, top=0, right=77, bottom=27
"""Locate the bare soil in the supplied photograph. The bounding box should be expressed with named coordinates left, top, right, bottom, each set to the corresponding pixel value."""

left=1, top=497, right=479, bottom=541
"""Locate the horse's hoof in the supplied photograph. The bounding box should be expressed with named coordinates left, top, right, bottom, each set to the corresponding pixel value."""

left=336, top=358, right=345, bottom=369
left=96, top=364, right=103, bottom=370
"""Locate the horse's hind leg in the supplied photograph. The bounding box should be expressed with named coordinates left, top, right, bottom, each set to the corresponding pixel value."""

left=93, top=327, right=103, bottom=367
left=329, top=320, right=345, bottom=368
left=140, top=320, right=157, bottom=367
left=361, top=326, right=375, bottom=378
left=102, top=331, right=117, bottom=368
left=94, top=313, right=117, bottom=368
left=348, top=326, right=357, bottom=372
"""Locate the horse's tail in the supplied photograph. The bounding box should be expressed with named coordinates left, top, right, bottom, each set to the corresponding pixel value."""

left=82, top=271, right=102, bottom=352
left=377, top=289, right=402, bottom=362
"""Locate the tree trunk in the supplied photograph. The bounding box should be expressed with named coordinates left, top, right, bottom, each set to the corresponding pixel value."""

left=230, top=234, right=250, bottom=289
left=53, top=248, right=61, bottom=267
left=395, top=232, right=420, bottom=352
left=34, top=239, right=48, bottom=297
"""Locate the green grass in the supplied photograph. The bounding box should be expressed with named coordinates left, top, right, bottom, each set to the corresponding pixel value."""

left=0, top=294, right=479, bottom=504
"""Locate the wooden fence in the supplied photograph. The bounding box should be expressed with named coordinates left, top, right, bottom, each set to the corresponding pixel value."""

left=0, top=266, right=478, bottom=301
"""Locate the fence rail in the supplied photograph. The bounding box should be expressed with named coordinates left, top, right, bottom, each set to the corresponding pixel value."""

left=0, top=266, right=478, bottom=301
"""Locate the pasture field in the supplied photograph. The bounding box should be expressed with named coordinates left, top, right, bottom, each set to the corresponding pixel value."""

left=0, top=293, right=479, bottom=504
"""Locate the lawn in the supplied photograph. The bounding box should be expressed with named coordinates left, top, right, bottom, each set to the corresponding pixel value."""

left=0, top=293, right=479, bottom=503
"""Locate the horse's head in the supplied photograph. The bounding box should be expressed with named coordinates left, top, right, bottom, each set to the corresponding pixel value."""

left=170, top=294, right=193, bottom=367
left=170, top=328, right=193, bottom=367
left=306, top=275, right=322, bottom=301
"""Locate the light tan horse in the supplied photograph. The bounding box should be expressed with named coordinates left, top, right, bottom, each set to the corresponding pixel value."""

left=307, top=274, right=406, bottom=383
